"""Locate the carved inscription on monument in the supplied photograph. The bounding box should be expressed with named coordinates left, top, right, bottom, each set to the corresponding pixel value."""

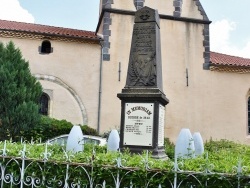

left=124, top=103, right=154, bottom=146
left=132, top=24, right=156, bottom=54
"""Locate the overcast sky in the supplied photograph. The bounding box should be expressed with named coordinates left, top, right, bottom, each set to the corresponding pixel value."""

left=0, top=0, right=250, bottom=58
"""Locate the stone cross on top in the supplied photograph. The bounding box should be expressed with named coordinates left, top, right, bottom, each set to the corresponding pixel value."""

left=134, top=0, right=145, bottom=10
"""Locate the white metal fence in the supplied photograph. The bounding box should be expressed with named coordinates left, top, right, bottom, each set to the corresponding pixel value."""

left=0, top=142, right=249, bottom=188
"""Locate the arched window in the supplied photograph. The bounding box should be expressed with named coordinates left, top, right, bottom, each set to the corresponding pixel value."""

left=40, top=40, right=53, bottom=54
left=248, top=97, right=250, bottom=134
left=39, top=93, right=50, bottom=115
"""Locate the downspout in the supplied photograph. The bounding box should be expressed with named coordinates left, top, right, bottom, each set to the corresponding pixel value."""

left=97, top=40, right=104, bottom=134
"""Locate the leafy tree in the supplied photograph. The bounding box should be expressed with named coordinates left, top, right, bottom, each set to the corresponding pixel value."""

left=0, top=41, right=42, bottom=141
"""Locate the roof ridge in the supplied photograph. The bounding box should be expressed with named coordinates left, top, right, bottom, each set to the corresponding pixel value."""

left=210, top=51, right=250, bottom=68
left=0, top=19, right=95, bottom=33
left=0, top=19, right=101, bottom=41
left=211, top=51, right=250, bottom=60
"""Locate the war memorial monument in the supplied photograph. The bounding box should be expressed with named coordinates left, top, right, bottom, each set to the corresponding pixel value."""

left=118, top=6, right=169, bottom=158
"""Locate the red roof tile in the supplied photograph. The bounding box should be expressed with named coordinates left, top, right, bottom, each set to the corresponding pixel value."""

left=0, top=19, right=101, bottom=40
left=210, top=51, right=250, bottom=67
left=1, top=19, right=249, bottom=67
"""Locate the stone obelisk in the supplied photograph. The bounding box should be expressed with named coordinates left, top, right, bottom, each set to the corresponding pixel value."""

left=117, top=6, right=169, bottom=158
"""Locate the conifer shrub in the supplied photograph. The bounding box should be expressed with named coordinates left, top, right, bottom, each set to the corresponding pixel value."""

left=0, top=41, right=42, bottom=141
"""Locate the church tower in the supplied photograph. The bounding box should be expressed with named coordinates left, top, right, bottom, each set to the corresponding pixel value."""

left=97, top=0, right=209, bottom=64
left=96, top=0, right=212, bottom=143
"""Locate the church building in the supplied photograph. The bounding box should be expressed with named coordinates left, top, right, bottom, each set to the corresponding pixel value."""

left=1, top=0, right=250, bottom=144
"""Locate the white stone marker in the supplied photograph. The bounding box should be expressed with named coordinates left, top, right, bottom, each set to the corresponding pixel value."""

left=66, top=125, right=84, bottom=153
left=193, top=132, right=204, bottom=156
left=175, top=128, right=195, bottom=158
left=107, top=129, right=120, bottom=152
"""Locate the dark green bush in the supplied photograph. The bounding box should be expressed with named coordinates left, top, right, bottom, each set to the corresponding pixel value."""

left=81, top=125, right=99, bottom=136
left=164, top=138, right=175, bottom=159
left=21, top=116, right=99, bottom=142
left=204, top=138, right=241, bottom=152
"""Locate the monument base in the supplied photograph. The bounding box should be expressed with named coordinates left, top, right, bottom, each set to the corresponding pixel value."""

left=152, top=147, right=168, bottom=159
left=118, top=88, right=169, bottom=160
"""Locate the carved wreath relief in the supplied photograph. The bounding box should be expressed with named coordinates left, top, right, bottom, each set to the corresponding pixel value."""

left=128, top=53, right=156, bottom=86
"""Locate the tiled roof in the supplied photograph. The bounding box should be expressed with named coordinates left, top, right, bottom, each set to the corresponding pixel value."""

left=210, top=51, right=250, bottom=67
left=0, top=19, right=101, bottom=41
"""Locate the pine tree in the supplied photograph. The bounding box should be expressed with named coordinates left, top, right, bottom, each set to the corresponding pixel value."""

left=0, top=41, right=42, bottom=141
